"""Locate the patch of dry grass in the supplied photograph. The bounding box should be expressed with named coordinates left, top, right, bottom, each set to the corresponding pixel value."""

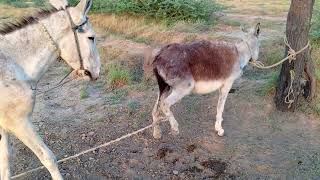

left=218, top=0, right=290, bottom=16
left=0, top=4, right=36, bottom=24
left=90, top=14, right=218, bottom=45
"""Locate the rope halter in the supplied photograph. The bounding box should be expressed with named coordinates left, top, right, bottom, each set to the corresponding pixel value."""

left=38, top=7, right=89, bottom=71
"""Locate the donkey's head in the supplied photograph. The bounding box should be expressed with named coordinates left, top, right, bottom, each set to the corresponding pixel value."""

left=241, top=23, right=261, bottom=61
left=50, top=0, right=100, bottom=80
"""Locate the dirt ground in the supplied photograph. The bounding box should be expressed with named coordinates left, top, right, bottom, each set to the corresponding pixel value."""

left=2, top=1, right=320, bottom=180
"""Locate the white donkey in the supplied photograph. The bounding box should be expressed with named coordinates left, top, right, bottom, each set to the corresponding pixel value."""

left=151, top=23, right=261, bottom=139
left=0, top=0, right=100, bottom=179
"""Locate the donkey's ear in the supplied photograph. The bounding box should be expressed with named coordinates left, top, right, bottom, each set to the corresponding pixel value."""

left=76, top=0, right=93, bottom=16
left=254, top=22, right=261, bottom=37
left=240, top=24, right=248, bottom=33
left=49, top=0, right=68, bottom=9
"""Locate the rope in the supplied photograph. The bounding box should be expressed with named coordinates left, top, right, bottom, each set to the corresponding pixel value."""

left=35, top=69, right=74, bottom=95
left=249, top=36, right=310, bottom=108
left=12, top=124, right=155, bottom=179
left=249, top=37, right=310, bottom=69
left=285, top=70, right=295, bottom=108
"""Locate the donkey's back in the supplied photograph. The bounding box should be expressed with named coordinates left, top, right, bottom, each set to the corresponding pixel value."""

left=153, top=40, right=239, bottom=87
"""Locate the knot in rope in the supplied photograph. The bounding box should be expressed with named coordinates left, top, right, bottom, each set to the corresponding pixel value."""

left=284, top=36, right=297, bottom=63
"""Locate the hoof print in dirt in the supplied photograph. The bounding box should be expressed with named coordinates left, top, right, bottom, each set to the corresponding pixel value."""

left=229, top=88, right=238, bottom=93
left=184, top=165, right=204, bottom=174
left=186, top=144, right=197, bottom=153
left=155, top=147, right=173, bottom=160
left=201, top=159, right=227, bottom=177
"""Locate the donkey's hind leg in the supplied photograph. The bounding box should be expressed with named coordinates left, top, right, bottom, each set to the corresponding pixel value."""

left=160, top=80, right=194, bottom=136
left=0, top=128, right=10, bottom=180
left=215, top=81, right=233, bottom=137
left=4, top=119, right=63, bottom=180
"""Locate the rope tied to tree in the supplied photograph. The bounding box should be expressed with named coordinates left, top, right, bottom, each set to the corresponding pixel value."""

left=284, top=70, right=295, bottom=108
left=249, top=36, right=310, bottom=108
left=249, top=36, right=310, bottom=69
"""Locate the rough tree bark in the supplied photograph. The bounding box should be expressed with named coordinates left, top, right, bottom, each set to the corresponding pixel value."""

left=275, top=0, right=316, bottom=111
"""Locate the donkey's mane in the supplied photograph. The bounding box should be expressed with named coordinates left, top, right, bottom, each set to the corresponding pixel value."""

left=0, top=8, right=61, bottom=35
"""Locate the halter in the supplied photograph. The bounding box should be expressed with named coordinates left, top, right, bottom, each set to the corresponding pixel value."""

left=34, top=8, right=89, bottom=92
left=65, top=8, right=88, bottom=70
left=39, top=7, right=88, bottom=71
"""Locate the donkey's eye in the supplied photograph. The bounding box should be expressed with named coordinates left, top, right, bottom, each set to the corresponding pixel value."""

left=77, top=26, right=85, bottom=33
left=88, top=36, right=95, bottom=42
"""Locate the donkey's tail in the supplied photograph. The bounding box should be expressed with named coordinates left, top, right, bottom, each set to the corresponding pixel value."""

left=143, top=47, right=161, bottom=78
left=153, top=68, right=170, bottom=97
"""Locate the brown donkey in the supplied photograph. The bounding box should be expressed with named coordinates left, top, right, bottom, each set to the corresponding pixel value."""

left=151, top=23, right=261, bottom=139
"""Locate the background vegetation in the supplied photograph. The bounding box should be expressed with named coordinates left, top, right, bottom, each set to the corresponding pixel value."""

left=311, top=1, right=320, bottom=40
left=0, top=0, right=223, bottom=23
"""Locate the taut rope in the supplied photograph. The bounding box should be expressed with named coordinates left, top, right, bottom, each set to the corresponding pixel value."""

left=249, top=37, right=310, bottom=69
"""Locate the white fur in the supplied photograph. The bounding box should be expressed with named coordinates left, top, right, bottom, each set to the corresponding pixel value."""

left=0, top=0, right=100, bottom=179
left=193, top=80, right=224, bottom=94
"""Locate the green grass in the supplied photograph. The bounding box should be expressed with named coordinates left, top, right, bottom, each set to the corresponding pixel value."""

left=255, top=71, right=278, bottom=96
left=311, top=1, right=320, bottom=39
left=107, top=64, right=131, bottom=89
left=80, top=87, right=89, bottom=99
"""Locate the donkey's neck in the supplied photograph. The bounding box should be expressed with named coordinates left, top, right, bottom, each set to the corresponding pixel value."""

left=0, top=11, right=66, bottom=84
left=236, top=41, right=252, bottom=69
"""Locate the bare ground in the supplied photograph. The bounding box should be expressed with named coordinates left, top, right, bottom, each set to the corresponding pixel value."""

left=5, top=3, right=320, bottom=180
left=12, top=62, right=320, bottom=179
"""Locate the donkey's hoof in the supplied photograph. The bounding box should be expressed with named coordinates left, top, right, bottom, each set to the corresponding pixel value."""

left=153, top=131, right=162, bottom=139
left=170, top=129, right=179, bottom=136
left=217, top=129, right=224, bottom=137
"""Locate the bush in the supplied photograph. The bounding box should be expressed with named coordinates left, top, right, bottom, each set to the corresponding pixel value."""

left=311, top=2, right=320, bottom=39
left=90, top=0, right=223, bottom=23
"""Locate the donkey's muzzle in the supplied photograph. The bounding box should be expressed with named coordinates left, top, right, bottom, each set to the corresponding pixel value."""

left=75, top=69, right=98, bottom=81
left=84, top=70, right=99, bottom=81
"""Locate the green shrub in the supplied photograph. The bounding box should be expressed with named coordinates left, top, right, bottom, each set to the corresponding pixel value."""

left=91, top=0, right=223, bottom=23
left=311, top=2, right=320, bottom=39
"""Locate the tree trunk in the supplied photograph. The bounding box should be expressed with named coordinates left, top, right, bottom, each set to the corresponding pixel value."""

left=275, top=0, right=316, bottom=111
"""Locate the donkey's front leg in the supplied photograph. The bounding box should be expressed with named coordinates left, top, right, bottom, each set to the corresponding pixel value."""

left=0, top=128, right=10, bottom=180
left=215, top=82, right=233, bottom=137
left=152, top=92, right=162, bottom=139
left=5, top=119, right=63, bottom=180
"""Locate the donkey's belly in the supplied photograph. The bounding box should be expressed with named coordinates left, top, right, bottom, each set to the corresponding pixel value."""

left=193, top=80, right=223, bottom=94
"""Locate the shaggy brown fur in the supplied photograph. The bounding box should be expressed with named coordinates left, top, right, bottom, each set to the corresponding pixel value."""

left=153, top=40, right=238, bottom=82
left=0, top=7, right=61, bottom=35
